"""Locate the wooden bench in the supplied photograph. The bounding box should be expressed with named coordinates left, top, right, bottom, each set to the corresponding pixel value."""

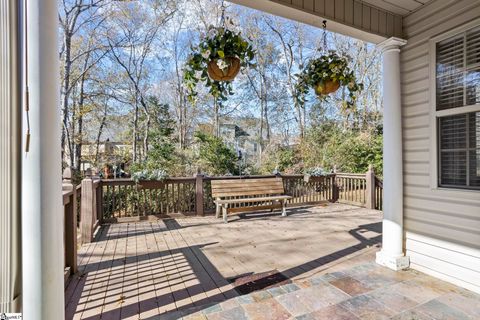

left=211, top=177, right=292, bottom=223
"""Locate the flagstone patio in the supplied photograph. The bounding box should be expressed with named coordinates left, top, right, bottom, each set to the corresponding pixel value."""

left=64, top=203, right=480, bottom=319
left=166, top=261, right=480, bottom=320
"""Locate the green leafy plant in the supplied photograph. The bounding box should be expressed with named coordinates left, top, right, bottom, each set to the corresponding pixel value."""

left=296, top=51, right=363, bottom=107
left=194, top=131, right=239, bottom=175
left=184, top=26, right=255, bottom=102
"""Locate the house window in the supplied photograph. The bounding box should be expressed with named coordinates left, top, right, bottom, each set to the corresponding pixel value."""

left=436, top=25, right=480, bottom=189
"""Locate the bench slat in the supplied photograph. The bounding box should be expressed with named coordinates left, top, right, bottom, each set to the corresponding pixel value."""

left=212, top=183, right=283, bottom=190
left=211, top=183, right=283, bottom=189
left=211, top=178, right=282, bottom=184
left=215, top=195, right=292, bottom=204
left=227, top=204, right=283, bottom=215
left=212, top=183, right=284, bottom=188
left=212, top=189, right=284, bottom=198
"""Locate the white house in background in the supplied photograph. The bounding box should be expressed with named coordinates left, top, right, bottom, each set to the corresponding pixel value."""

left=80, top=140, right=132, bottom=171
left=0, top=0, right=479, bottom=318
left=220, top=123, right=259, bottom=163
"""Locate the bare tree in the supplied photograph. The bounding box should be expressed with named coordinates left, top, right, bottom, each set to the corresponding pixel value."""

left=106, top=1, right=176, bottom=162
left=59, top=0, right=112, bottom=167
left=265, top=19, right=307, bottom=138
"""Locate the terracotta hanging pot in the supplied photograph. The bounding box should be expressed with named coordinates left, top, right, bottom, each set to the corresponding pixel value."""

left=314, top=80, right=340, bottom=96
left=207, top=57, right=241, bottom=81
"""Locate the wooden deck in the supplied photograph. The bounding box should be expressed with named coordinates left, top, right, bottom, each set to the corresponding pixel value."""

left=65, top=203, right=383, bottom=319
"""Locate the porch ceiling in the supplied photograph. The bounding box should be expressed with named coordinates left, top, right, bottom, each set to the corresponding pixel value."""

left=362, top=0, right=430, bottom=16
left=233, top=0, right=433, bottom=43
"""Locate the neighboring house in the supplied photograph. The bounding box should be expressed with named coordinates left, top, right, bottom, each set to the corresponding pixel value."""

left=80, top=140, right=132, bottom=171
left=219, top=123, right=259, bottom=164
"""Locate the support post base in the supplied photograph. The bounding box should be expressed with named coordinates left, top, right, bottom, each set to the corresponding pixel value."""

left=376, top=250, right=410, bottom=271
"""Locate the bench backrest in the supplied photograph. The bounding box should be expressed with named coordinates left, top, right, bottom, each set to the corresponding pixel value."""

left=211, top=177, right=285, bottom=199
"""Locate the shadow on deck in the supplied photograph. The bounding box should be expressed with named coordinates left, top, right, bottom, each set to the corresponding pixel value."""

left=65, top=203, right=383, bottom=319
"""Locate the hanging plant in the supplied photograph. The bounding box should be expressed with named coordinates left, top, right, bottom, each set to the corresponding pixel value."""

left=184, top=25, right=255, bottom=102
left=295, top=51, right=363, bottom=107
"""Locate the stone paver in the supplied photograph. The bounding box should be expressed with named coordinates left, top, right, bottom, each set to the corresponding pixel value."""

left=339, top=294, right=396, bottom=319
left=297, top=305, right=360, bottom=320
left=412, top=299, right=471, bottom=320
left=328, top=276, right=373, bottom=296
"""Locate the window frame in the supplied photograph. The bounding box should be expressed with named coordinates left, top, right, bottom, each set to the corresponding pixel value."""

left=429, top=18, right=480, bottom=192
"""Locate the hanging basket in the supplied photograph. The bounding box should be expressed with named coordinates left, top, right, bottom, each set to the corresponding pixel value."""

left=207, top=57, right=241, bottom=82
left=314, top=80, right=340, bottom=96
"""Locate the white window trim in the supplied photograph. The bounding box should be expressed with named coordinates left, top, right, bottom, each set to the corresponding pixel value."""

left=428, top=18, right=480, bottom=193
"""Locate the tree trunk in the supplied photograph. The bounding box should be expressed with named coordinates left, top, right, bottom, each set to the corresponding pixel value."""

left=133, top=100, right=139, bottom=163
left=94, top=105, right=108, bottom=166
left=61, top=33, right=72, bottom=164
left=143, top=114, right=151, bottom=161
left=214, top=97, right=220, bottom=137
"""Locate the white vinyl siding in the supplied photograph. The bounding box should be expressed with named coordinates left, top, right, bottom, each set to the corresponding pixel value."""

left=402, top=0, right=480, bottom=294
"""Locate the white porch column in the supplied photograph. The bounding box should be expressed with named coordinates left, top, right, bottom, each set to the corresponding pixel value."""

left=375, top=37, right=410, bottom=271
left=22, top=0, right=65, bottom=319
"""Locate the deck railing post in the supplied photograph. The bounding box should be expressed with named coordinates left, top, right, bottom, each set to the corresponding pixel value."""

left=96, top=181, right=103, bottom=224
left=62, top=168, right=77, bottom=274
left=331, top=173, right=340, bottom=203
left=81, top=169, right=96, bottom=243
left=329, top=166, right=339, bottom=203
left=366, top=165, right=376, bottom=209
left=195, top=169, right=205, bottom=216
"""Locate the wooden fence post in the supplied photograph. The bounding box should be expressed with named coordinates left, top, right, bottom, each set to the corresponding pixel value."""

left=366, top=164, right=376, bottom=209
left=62, top=168, right=77, bottom=274
left=195, top=169, right=204, bottom=216
left=81, top=168, right=96, bottom=244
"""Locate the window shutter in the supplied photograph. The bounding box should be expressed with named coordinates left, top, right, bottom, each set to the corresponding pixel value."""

left=466, top=27, right=480, bottom=106
left=466, top=26, right=480, bottom=66
left=436, top=36, right=465, bottom=111
left=469, top=113, right=480, bottom=187
left=439, top=115, right=467, bottom=186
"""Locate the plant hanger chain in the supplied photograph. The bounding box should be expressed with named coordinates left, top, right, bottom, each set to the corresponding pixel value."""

left=220, top=0, right=227, bottom=27
left=322, top=20, right=328, bottom=53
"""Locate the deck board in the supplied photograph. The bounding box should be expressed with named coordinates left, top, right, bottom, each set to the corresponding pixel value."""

left=65, top=203, right=383, bottom=319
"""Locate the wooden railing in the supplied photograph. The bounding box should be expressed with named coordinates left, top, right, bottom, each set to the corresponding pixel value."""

left=335, top=173, right=367, bottom=206
left=77, top=169, right=383, bottom=244
left=102, top=178, right=197, bottom=218
left=335, top=165, right=383, bottom=210
left=62, top=168, right=78, bottom=284
left=99, top=174, right=337, bottom=220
